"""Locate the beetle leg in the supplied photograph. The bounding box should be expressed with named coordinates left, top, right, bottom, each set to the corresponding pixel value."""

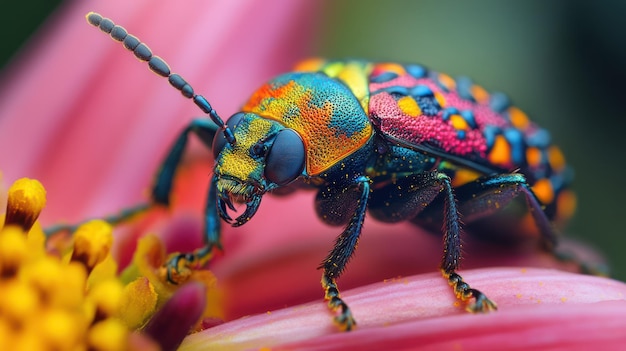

left=43, top=118, right=218, bottom=237
left=319, top=176, right=370, bottom=331
left=126, top=118, right=220, bottom=284
left=165, top=175, right=222, bottom=284
left=436, top=172, right=498, bottom=313
left=454, top=173, right=557, bottom=249
left=152, top=118, right=218, bottom=205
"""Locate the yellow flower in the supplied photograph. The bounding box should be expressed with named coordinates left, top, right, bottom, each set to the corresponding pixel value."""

left=1, top=176, right=221, bottom=350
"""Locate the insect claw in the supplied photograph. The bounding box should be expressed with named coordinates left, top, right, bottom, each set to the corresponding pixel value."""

left=233, top=196, right=261, bottom=227
left=217, top=197, right=233, bottom=223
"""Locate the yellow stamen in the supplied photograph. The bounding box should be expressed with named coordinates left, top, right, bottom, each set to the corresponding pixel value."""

left=71, top=220, right=113, bottom=272
left=0, top=226, right=29, bottom=276
left=87, top=279, right=124, bottom=321
left=4, top=178, right=46, bottom=231
left=0, top=280, right=40, bottom=322
left=119, top=276, right=158, bottom=329
left=39, top=309, right=88, bottom=351
left=88, top=318, right=130, bottom=351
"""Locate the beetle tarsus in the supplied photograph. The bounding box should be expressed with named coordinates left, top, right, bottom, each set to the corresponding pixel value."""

left=322, top=274, right=357, bottom=331
left=165, top=245, right=216, bottom=285
left=443, top=270, right=497, bottom=312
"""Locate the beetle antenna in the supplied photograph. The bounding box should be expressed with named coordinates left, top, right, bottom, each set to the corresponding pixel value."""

left=85, top=12, right=236, bottom=144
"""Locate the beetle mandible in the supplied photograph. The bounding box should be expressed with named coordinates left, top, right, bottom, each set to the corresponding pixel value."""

left=85, top=12, right=577, bottom=331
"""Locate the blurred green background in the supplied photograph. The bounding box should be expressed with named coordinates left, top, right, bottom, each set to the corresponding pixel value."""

left=2, top=0, right=625, bottom=280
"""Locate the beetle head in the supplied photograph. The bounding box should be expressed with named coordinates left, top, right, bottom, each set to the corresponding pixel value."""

left=211, top=112, right=305, bottom=226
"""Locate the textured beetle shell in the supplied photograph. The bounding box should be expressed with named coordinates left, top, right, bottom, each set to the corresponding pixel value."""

left=362, top=61, right=574, bottom=216
left=242, top=72, right=373, bottom=175
left=252, top=59, right=575, bottom=222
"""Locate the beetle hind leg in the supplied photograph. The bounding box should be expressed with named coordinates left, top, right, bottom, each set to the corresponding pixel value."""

left=442, top=270, right=497, bottom=312
left=321, top=273, right=356, bottom=331
left=436, top=172, right=498, bottom=312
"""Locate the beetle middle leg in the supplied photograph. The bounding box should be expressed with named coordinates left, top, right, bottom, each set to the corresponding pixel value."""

left=369, top=170, right=497, bottom=313
left=317, top=176, right=370, bottom=331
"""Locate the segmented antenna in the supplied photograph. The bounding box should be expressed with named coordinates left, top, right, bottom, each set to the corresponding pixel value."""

left=85, top=12, right=235, bottom=144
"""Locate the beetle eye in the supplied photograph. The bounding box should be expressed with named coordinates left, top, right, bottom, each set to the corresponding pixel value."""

left=265, top=128, right=305, bottom=186
left=212, top=112, right=245, bottom=159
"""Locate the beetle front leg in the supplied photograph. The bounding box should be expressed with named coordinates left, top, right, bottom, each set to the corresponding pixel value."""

left=43, top=118, right=218, bottom=237
left=318, top=176, right=370, bottom=331
left=166, top=175, right=222, bottom=284
left=152, top=118, right=218, bottom=205
left=437, top=172, right=498, bottom=313
left=152, top=119, right=223, bottom=284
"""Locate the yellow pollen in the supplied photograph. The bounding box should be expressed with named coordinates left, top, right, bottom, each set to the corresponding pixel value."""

left=4, top=178, right=46, bottom=231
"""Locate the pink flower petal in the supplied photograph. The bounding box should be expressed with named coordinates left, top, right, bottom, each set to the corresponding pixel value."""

left=179, top=268, right=626, bottom=350
left=144, top=282, right=207, bottom=351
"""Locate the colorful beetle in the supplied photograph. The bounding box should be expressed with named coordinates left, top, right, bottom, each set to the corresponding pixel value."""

left=86, top=12, right=576, bottom=330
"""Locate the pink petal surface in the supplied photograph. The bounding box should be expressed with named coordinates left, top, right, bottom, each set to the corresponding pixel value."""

left=180, top=268, right=626, bottom=351
left=144, top=282, right=208, bottom=351
left=0, top=0, right=317, bottom=225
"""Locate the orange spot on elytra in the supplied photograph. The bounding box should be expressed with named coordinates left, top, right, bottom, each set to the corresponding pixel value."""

left=438, top=73, right=456, bottom=91
left=508, top=106, right=530, bottom=130
left=556, top=190, right=577, bottom=222
left=526, top=147, right=542, bottom=168
left=519, top=211, right=540, bottom=237
left=451, top=168, right=482, bottom=187
left=488, top=135, right=511, bottom=166
left=450, top=114, right=469, bottom=130
left=434, top=92, right=446, bottom=108
left=375, top=62, right=406, bottom=75
left=293, top=58, right=326, bottom=72
left=548, top=146, right=566, bottom=172
left=471, top=84, right=490, bottom=104
left=532, top=178, right=554, bottom=205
